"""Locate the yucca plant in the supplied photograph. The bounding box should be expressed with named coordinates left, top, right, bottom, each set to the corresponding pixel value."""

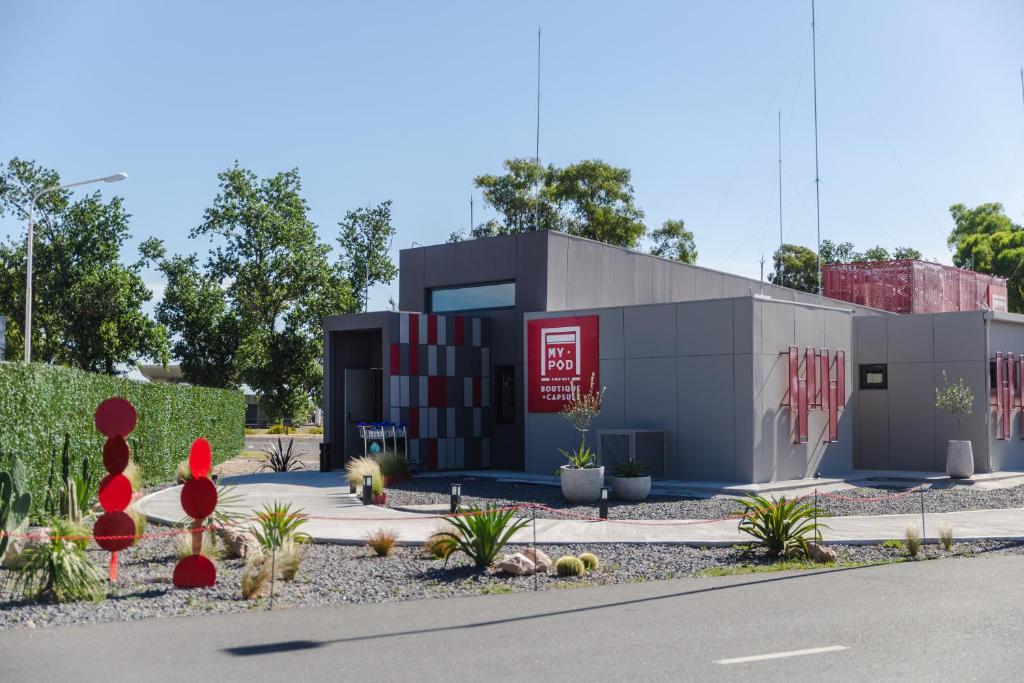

left=435, top=505, right=529, bottom=568
left=12, top=517, right=106, bottom=603
left=257, top=438, right=305, bottom=473
left=736, top=494, right=826, bottom=558
left=251, top=502, right=311, bottom=551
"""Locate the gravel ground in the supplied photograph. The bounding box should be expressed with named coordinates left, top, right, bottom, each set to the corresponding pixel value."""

left=3, top=531, right=1023, bottom=632
left=384, top=476, right=1024, bottom=520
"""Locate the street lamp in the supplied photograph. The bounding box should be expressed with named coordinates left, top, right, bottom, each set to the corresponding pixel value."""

left=23, top=172, right=127, bottom=362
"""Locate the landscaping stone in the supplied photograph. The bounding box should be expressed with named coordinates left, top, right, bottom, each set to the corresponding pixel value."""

left=2, top=529, right=49, bottom=570
left=496, top=553, right=535, bottom=576
left=218, top=528, right=260, bottom=560
left=522, top=547, right=552, bottom=573
left=807, top=542, right=837, bottom=564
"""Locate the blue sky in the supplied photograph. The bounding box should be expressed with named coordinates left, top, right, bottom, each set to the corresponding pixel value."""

left=1, top=0, right=1023, bottom=311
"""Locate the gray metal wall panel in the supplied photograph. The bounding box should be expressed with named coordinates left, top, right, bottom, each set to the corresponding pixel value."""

left=887, top=315, right=934, bottom=363
left=721, top=274, right=752, bottom=298
left=652, top=259, right=673, bottom=303
left=855, top=390, right=889, bottom=468
left=759, top=300, right=796, bottom=355
left=601, top=247, right=635, bottom=308
left=933, top=313, right=986, bottom=361
left=988, top=319, right=1024, bottom=355
left=631, top=253, right=654, bottom=305
left=677, top=354, right=736, bottom=481
left=515, top=231, right=549, bottom=311
left=399, top=250, right=426, bottom=312
left=691, top=271, right=724, bottom=300
left=670, top=265, right=697, bottom=302
left=853, top=315, right=888, bottom=364
left=733, top=353, right=756, bottom=482
left=934, top=361, right=987, bottom=471
left=422, top=237, right=516, bottom=287
left=794, top=306, right=825, bottom=349
left=733, top=298, right=756, bottom=355
left=623, top=356, right=679, bottom=477
left=677, top=299, right=733, bottom=356
left=624, top=304, right=677, bottom=359
left=824, top=309, right=852, bottom=352
left=887, top=363, right=937, bottom=470
left=565, top=239, right=606, bottom=310
left=545, top=232, right=569, bottom=311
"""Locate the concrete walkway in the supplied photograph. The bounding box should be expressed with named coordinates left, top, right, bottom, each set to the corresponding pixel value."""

left=139, top=471, right=1024, bottom=546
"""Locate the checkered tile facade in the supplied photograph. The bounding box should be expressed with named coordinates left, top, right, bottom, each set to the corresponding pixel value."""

left=388, top=312, right=490, bottom=470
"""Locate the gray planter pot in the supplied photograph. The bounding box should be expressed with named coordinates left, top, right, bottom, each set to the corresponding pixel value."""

left=946, top=440, right=974, bottom=479
left=560, top=465, right=605, bottom=503
left=611, top=476, right=651, bottom=501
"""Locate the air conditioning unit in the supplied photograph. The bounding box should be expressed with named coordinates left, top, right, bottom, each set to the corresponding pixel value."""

left=597, top=430, right=665, bottom=478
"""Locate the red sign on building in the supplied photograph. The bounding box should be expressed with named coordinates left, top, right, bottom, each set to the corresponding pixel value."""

left=527, top=315, right=599, bottom=412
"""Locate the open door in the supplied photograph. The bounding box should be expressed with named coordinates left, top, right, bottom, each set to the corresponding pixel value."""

left=343, top=368, right=382, bottom=460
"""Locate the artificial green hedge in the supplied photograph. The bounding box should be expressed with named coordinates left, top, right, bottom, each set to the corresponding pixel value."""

left=0, top=362, right=244, bottom=517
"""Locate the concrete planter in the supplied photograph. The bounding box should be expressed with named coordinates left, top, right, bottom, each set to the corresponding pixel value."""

left=611, top=476, right=651, bottom=502
left=946, top=440, right=974, bottom=479
left=560, top=465, right=605, bottom=503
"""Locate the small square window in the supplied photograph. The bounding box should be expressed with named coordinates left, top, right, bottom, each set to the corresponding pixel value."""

left=859, top=364, right=887, bottom=390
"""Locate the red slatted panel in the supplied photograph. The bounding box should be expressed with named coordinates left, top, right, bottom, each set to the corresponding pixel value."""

left=427, top=314, right=438, bottom=345
left=428, top=439, right=438, bottom=470
left=820, top=349, right=830, bottom=440
left=454, top=316, right=464, bottom=346
left=390, top=343, right=400, bottom=374
left=1004, top=355, right=1013, bottom=440
left=428, top=377, right=446, bottom=407
left=994, top=352, right=1003, bottom=409
left=829, top=382, right=839, bottom=442
left=806, top=348, right=817, bottom=409
left=408, top=407, right=419, bottom=438
left=788, top=347, right=799, bottom=443
left=836, top=350, right=846, bottom=409
left=798, top=370, right=808, bottom=444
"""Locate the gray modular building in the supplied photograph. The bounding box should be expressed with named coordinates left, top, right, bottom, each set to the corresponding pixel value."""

left=323, top=231, right=1024, bottom=483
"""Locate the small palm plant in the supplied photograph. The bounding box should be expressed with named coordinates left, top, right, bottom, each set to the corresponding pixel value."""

left=257, top=438, right=305, bottom=473
left=935, top=372, right=974, bottom=440
left=251, top=502, right=311, bottom=551
left=736, top=494, right=826, bottom=558
left=12, top=518, right=106, bottom=603
left=434, top=505, right=529, bottom=568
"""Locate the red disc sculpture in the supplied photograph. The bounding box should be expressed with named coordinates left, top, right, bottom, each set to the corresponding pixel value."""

left=173, top=437, right=218, bottom=588
left=93, top=397, right=139, bottom=581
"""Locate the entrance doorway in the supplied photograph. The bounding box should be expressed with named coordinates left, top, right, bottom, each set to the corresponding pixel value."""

left=344, top=368, right=382, bottom=459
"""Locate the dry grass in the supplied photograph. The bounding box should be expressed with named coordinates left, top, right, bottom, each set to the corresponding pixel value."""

left=345, top=456, right=384, bottom=494
left=275, top=539, right=303, bottom=581
left=175, top=528, right=221, bottom=560
left=366, top=528, right=399, bottom=557
left=241, top=553, right=272, bottom=599
left=905, top=525, right=922, bottom=557
left=938, top=524, right=954, bottom=552
left=423, top=526, right=458, bottom=560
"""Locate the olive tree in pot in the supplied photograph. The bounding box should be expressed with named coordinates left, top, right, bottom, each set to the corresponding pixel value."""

left=935, top=372, right=975, bottom=479
left=611, top=458, right=651, bottom=502
left=557, top=374, right=606, bottom=503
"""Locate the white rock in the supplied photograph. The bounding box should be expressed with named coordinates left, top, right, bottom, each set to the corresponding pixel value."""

left=496, top=552, right=536, bottom=576
left=521, top=547, right=552, bottom=573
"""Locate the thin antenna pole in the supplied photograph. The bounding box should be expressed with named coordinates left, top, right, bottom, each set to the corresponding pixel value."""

left=811, top=0, right=822, bottom=296
left=778, top=108, right=784, bottom=285
left=1020, top=67, right=1023, bottom=113
left=470, top=195, right=474, bottom=234
left=760, top=254, right=766, bottom=283
left=534, top=26, right=542, bottom=232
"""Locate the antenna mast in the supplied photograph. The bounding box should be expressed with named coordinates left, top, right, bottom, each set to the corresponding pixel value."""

left=534, top=26, right=542, bottom=232
left=778, top=108, right=784, bottom=285
left=811, top=0, right=822, bottom=296
left=470, top=195, right=474, bottom=234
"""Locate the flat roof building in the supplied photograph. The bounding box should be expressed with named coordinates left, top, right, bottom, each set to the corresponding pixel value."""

left=323, top=231, right=1024, bottom=483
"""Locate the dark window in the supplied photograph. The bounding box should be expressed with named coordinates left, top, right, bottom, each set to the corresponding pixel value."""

left=429, top=281, right=515, bottom=313
left=496, top=365, right=516, bottom=424
left=859, top=364, right=888, bottom=390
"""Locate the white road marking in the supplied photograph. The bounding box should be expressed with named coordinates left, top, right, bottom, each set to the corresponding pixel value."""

left=715, top=645, right=849, bottom=665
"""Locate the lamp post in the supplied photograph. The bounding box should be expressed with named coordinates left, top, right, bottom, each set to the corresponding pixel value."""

left=23, top=172, right=127, bottom=363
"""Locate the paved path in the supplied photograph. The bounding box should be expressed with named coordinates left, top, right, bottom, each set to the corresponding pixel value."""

left=139, top=472, right=1024, bottom=545
left=6, top=555, right=1024, bottom=681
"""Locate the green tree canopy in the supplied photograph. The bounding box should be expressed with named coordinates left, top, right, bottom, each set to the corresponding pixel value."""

left=471, top=158, right=647, bottom=248
left=947, top=202, right=1024, bottom=311
left=768, top=243, right=819, bottom=293
left=337, top=200, right=398, bottom=311
left=156, top=165, right=361, bottom=422
left=649, top=219, right=697, bottom=263
left=0, top=158, right=168, bottom=373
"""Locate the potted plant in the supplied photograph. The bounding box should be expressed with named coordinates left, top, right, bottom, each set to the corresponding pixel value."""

left=611, top=458, right=651, bottom=501
left=557, top=374, right=606, bottom=504
left=935, top=372, right=975, bottom=479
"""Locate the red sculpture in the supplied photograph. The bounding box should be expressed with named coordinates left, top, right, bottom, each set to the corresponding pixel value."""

left=173, top=438, right=218, bottom=588
left=93, top=398, right=138, bottom=581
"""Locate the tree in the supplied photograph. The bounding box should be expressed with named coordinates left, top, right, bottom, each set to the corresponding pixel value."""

left=768, top=244, right=819, bottom=293
left=473, top=159, right=561, bottom=236
left=337, top=200, right=398, bottom=311
left=947, top=202, right=1024, bottom=311
left=893, top=246, right=922, bottom=260
left=157, top=165, right=358, bottom=422
left=650, top=219, right=697, bottom=263
left=819, top=239, right=858, bottom=265
left=0, top=158, right=168, bottom=373
left=472, top=158, right=647, bottom=248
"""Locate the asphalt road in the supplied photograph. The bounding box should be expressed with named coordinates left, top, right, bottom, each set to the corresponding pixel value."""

left=4, top=555, right=1024, bottom=682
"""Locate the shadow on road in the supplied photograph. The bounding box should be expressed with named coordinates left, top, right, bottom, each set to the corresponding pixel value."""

left=223, top=560, right=896, bottom=657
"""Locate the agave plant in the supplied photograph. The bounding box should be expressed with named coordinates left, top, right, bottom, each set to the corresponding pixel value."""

left=12, top=517, right=106, bottom=603
left=434, top=505, right=529, bottom=568
left=257, top=438, right=305, bottom=473
left=251, top=501, right=311, bottom=551
left=735, top=494, right=826, bottom=558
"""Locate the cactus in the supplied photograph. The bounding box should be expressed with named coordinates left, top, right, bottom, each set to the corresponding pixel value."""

left=555, top=556, right=585, bottom=577
left=60, top=477, right=80, bottom=523
left=0, top=463, right=33, bottom=560
left=578, top=552, right=599, bottom=572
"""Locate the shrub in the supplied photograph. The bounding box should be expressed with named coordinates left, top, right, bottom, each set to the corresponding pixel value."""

left=267, top=422, right=291, bottom=435
left=579, top=552, right=600, bottom=572
left=882, top=539, right=904, bottom=550
left=251, top=502, right=311, bottom=551
left=375, top=451, right=408, bottom=478
left=555, top=556, right=585, bottom=577
left=736, top=494, right=825, bottom=558
left=307, top=426, right=324, bottom=434
left=935, top=372, right=974, bottom=440
left=241, top=553, right=272, bottom=600
left=0, top=361, right=244, bottom=519
left=346, top=457, right=384, bottom=494
left=12, top=517, right=106, bottom=603
left=938, top=524, right=954, bottom=552
left=366, top=528, right=399, bottom=557
left=434, top=505, right=529, bottom=568
left=905, top=526, right=922, bottom=557
left=275, top=538, right=303, bottom=581
left=424, top=529, right=457, bottom=561
left=257, top=438, right=304, bottom=473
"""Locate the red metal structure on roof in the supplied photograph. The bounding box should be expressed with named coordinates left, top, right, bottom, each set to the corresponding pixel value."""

left=823, top=260, right=1008, bottom=314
